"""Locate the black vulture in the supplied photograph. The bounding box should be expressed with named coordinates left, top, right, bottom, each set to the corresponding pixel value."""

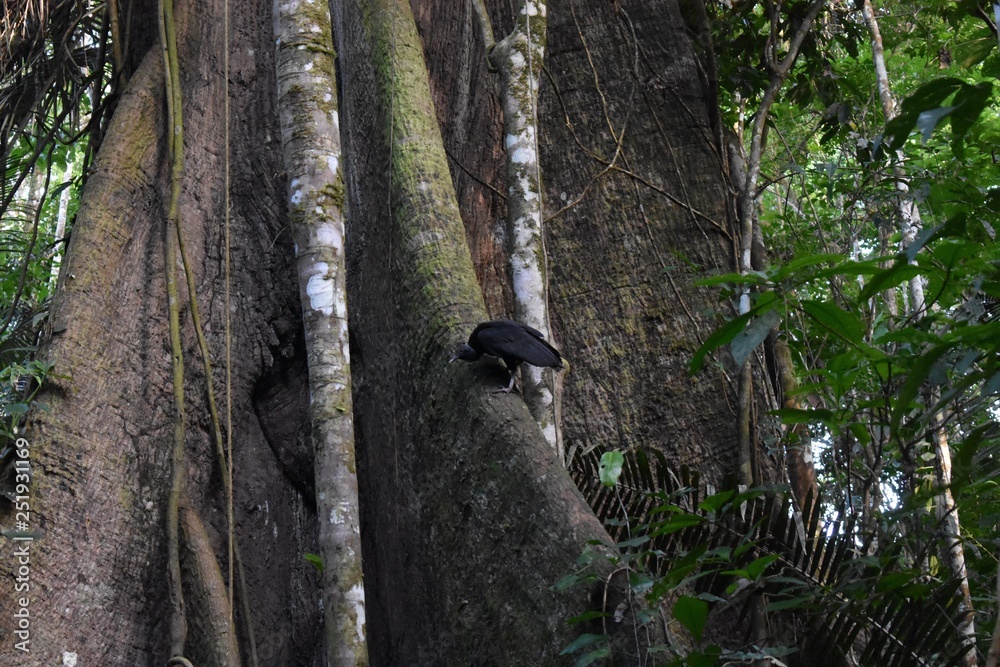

left=450, top=319, right=564, bottom=393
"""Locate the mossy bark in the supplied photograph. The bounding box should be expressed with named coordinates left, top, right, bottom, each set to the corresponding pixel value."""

left=413, top=0, right=511, bottom=317
left=0, top=0, right=322, bottom=663
left=274, top=0, right=367, bottom=664
left=334, top=0, right=622, bottom=663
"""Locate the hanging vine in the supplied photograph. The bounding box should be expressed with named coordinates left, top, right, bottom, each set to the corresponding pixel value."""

left=156, top=0, right=189, bottom=656
left=157, top=0, right=251, bottom=663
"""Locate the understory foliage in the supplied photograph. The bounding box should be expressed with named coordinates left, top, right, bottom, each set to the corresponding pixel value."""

left=0, top=0, right=105, bottom=452
left=562, top=1, right=1000, bottom=665
left=566, top=450, right=973, bottom=666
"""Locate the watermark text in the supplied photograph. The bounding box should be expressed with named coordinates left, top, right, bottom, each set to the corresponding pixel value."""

left=10, top=436, right=33, bottom=653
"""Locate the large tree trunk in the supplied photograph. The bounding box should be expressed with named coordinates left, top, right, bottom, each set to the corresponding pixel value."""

left=0, top=0, right=321, bottom=663
left=539, top=1, right=746, bottom=484
left=413, top=0, right=511, bottom=316
left=334, top=0, right=628, bottom=664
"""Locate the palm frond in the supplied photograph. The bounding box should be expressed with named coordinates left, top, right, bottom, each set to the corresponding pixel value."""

left=569, top=446, right=979, bottom=666
left=0, top=299, right=47, bottom=368
left=1, top=0, right=113, bottom=217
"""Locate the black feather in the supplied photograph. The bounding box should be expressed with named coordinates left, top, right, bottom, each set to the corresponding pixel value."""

left=450, top=319, right=563, bottom=393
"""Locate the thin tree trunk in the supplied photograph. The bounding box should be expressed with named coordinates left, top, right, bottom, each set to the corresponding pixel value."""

left=861, top=0, right=926, bottom=315
left=472, top=0, right=560, bottom=456
left=273, top=0, right=367, bottom=663
left=769, top=333, right=819, bottom=515
left=48, top=184, right=70, bottom=284
left=987, top=553, right=1000, bottom=667
left=863, top=2, right=975, bottom=662
left=932, top=409, right=977, bottom=662
left=736, top=0, right=826, bottom=485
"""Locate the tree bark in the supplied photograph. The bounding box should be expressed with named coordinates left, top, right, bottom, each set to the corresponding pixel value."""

left=334, top=0, right=623, bottom=663
left=180, top=502, right=241, bottom=667
left=0, top=0, right=322, bottom=663
left=0, top=0, right=824, bottom=663
left=473, top=0, right=560, bottom=454
left=539, top=0, right=747, bottom=485
left=412, top=0, right=512, bottom=316
left=274, top=0, right=367, bottom=663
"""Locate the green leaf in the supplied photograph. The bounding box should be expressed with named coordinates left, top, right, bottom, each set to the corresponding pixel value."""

left=765, top=596, right=815, bottom=612
left=574, top=646, right=611, bottom=667
left=616, top=535, right=650, bottom=549
left=890, top=345, right=949, bottom=434
left=770, top=407, right=834, bottom=425
left=884, top=77, right=965, bottom=151
left=690, top=311, right=753, bottom=374
left=690, top=293, right=779, bottom=374
left=560, top=633, right=608, bottom=656
left=650, top=513, right=703, bottom=536
left=858, top=261, right=923, bottom=302
left=876, top=571, right=915, bottom=593
left=3, top=403, right=29, bottom=418
left=554, top=572, right=596, bottom=591
left=746, top=553, right=780, bottom=579
left=950, top=81, right=993, bottom=157
left=568, top=611, right=611, bottom=625
left=801, top=300, right=865, bottom=344
left=771, top=252, right=845, bottom=282
left=906, top=225, right=944, bottom=263
left=630, top=571, right=654, bottom=594
left=952, top=422, right=997, bottom=485
left=598, top=450, right=624, bottom=488
left=721, top=568, right=748, bottom=581
left=954, top=36, right=995, bottom=68
left=983, top=52, right=1000, bottom=79
left=730, top=309, right=781, bottom=368
left=673, top=595, right=709, bottom=642
left=916, top=106, right=955, bottom=143
left=698, top=489, right=736, bottom=513
left=303, top=553, right=324, bottom=573
left=703, top=546, right=733, bottom=561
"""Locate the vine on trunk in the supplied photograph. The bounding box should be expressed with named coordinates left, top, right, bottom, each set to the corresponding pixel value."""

left=157, top=0, right=250, bottom=663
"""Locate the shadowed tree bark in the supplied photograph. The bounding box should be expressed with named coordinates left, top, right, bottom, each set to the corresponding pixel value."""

left=417, top=2, right=756, bottom=485
left=539, top=1, right=751, bottom=485
left=338, top=0, right=759, bottom=662
left=0, top=0, right=321, bottom=663
left=469, top=0, right=560, bottom=454
left=334, top=0, right=627, bottom=662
